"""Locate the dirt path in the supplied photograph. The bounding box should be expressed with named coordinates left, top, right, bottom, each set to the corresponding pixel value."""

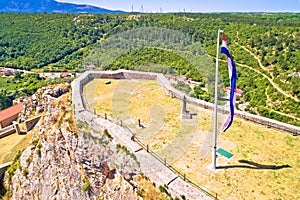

left=237, top=43, right=273, bottom=78
left=273, top=110, right=300, bottom=121
left=265, top=86, right=299, bottom=120
left=219, top=58, right=299, bottom=102
left=265, top=86, right=271, bottom=106
left=234, top=43, right=299, bottom=102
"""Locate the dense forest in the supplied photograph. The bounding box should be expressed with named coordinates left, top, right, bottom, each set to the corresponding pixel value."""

left=0, top=13, right=299, bottom=126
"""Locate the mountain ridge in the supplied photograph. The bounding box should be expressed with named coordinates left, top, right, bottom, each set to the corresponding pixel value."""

left=0, top=0, right=126, bottom=14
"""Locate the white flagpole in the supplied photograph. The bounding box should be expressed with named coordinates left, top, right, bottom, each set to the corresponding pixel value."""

left=212, top=29, right=223, bottom=170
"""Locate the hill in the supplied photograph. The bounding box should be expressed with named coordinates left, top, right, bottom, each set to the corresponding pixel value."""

left=0, top=0, right=125, bottom=13
left=0, top=13, right=299, bottom=126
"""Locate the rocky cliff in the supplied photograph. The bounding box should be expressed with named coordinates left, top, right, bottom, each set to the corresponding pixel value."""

left=8, top=84, right=142, bottom=199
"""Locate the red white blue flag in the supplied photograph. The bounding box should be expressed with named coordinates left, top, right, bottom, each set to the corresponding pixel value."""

left=221, top=34, right=237, bottom=132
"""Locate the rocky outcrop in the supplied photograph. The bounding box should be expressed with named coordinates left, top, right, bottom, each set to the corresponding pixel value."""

left=18, top=84, right=70, bottom=122
left=10, top=85, right=140, bottom=200
left=48, top=87, right=69, bottom=98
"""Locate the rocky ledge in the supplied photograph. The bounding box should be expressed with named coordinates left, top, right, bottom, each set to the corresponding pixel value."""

left=8, top=84, right=141, bottom=200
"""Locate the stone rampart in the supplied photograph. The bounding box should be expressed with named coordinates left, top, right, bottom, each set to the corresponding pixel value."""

left=25, top=116, right=41, bottom=132
left=0, top=124, right=16, bottom=139
left=72, top=70, right=299, bottom=135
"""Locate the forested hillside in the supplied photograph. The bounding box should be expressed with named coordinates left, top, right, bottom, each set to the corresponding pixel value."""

left=0, top=13, right=299, bottom=126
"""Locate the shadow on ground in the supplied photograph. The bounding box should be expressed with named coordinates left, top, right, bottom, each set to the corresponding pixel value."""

left=217, top=159, right=291, bottom=170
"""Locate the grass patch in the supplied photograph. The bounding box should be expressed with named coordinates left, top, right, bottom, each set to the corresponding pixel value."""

left=116, top=143, right=139, bottom=164
left=0, top=76, right=11, bottom=88
left=6, top=151, right=21, bottom=185
left=89, top=79, right=183, bottom=151
left=103, top=129, right=113, bottom=140
left=0, top=131, right=32, bottom=164
left=81, top=175, right=90, bottom=192
left=76, top=120, right=88, bottom=129
left=173, top=118, right=300, bottom=199
left=86, top=78, right=300, bottom=199
left=135, top=176, right=168, bottom=200
left=83, top=79, right=115, bottom=115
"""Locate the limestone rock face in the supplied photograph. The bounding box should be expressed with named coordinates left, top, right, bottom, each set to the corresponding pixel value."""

left=18, top=84, right=71, bottom=122
left=12, top=136, right=90, bottom=200
left=10, top=87, right=140, bottom=200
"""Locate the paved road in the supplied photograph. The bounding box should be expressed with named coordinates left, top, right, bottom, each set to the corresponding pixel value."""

left=0, top=67, right=76, bottom=79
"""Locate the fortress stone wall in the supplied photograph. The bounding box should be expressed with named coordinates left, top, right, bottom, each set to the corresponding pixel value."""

left=72, top=70, right=299, bottom=135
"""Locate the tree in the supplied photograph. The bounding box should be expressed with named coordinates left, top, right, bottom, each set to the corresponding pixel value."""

left=174, top=81, right=192, bottom=94
left=0, top=90, right=12, bottom=110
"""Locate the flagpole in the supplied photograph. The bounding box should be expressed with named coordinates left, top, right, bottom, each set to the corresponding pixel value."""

left=212, top=29, right=223, bottom=170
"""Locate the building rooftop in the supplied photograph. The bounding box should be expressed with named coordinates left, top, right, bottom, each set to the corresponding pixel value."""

left=61, top=72, right=70, bottom=78
left=0, top=102, right=23, bottom=122
left=224, top=87, right=244, bottom=95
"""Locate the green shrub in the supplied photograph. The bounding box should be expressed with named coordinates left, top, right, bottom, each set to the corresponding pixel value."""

left=158, top=185, right=171, bottom=197
left=136, top=189, right=144, bottom=197
left=31, top=138, right=39, bottom=146
left=35, top=143, right=42, bottom=155
left=103, top=129, right=113, bottom=140
left=7, top=151, right=22, bottom=185
left=82, top=176, right=90, bottom=192
left=174, top=81, right=192, bottom=95
left=76, top=120, right=87, bottom=129
left=22, top=168, right=28, bottom=176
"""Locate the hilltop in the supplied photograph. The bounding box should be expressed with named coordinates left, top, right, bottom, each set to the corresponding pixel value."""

left=1, top=83, right=178, bottom=199
left=0, top=13, right=299, bottom=126
left=1, top=72, right=299, bottom=199
left=0, top=0, right=126, bottom=13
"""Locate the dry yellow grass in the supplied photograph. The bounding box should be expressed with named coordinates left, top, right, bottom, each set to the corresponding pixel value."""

left=84, top=79, right=183, bottom=150
left=84, top=79, right=119, bottom=116
left=173, top=117, right=300, bottom=199
left=128, top=81, right=181, bottom=150
left=89, top=78, right=300, bottom=200
left=0, top=131, right=32, bottom=164
left=135, top=176, right=169, bottom=200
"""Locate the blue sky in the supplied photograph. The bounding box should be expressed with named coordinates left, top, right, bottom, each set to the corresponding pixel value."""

left=56, top=0, right=300, bottom=12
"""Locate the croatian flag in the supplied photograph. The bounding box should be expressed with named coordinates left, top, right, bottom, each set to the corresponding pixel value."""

left=221, top=34, right=237, bottom=132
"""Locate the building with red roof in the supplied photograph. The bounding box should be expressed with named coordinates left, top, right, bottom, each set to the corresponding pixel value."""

left=224, top=87, right=244, bottom=96
left=0, top=102, right=23, bottom=128
left=61, top=72, right=70, bottom=78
